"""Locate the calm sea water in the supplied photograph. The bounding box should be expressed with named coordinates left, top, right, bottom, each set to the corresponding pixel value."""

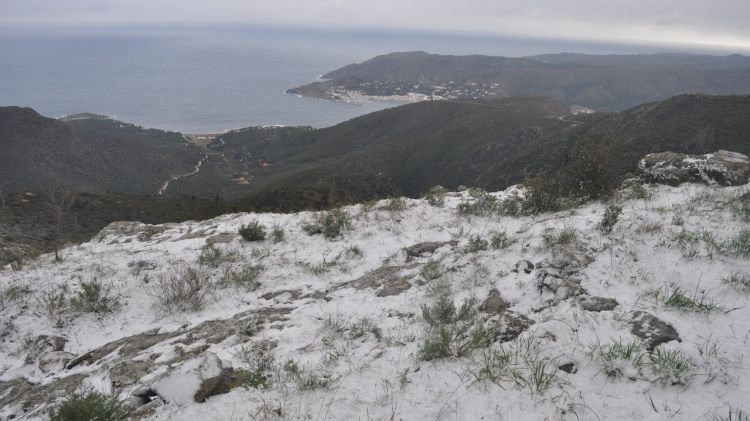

left=0, top=24, right=717, bottom=133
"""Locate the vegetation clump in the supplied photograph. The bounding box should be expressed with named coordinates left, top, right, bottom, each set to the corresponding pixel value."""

left=490, top=231, right=513, bottom=249
left=464, top=235, right=489, bottom=253
left=151, top=265, right=209, bottom=313
left=50, top=391, right=130, bottom=421
left=302, top=208, right=351, bottom=239
left=424, top=185, right=447, bottom=207
left=599, top=204, right=623, bottom=233
left=239, top=221, right=266, bottom=242
left=418, top=288, right=491, bottom=361
left=70, top=278, right=120, bottom=314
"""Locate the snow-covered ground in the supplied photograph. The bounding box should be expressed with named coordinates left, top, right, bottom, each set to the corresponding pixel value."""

left=1, top=182, right=749, bottom=420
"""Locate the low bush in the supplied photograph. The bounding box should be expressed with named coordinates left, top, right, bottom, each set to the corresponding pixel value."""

left=239, top=221, right=266, bottom=242
left=424, top=185, right=447, bottom=207
left=464, top=235, right=489, bottom=253
left=271, top=225, right=285, bottom=243
left=490, top=231, right=513, bottom=249
left=303, top=209, right=351, bottom=240
left=70, top=279, right=120, bottom=314
left=419, top=292, right=490, bottom=361
left=729, top=229, right=750, bottom=256
left=49, top=391, right=130, bottom=421
left=151, top=265, right=210, bottom=313
left=599, top=204, right=623, bottom=233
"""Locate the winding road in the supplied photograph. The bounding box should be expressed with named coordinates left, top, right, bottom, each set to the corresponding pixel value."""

left=157, top=152, right=208, bottom=195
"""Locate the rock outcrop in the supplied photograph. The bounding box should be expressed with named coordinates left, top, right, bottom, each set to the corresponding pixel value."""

left=639, top=150, right=750, bottom=186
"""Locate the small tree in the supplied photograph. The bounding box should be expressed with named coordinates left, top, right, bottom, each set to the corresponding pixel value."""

left=43, top=186, right=74, bottom=262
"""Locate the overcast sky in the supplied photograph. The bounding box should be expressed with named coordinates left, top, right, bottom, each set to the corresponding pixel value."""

left=4, top=0, right=750, bottom=50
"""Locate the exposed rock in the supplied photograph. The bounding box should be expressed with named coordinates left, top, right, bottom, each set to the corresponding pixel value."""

left=96, top=221, right=169, bottom=242
left=196, top=367, right=247, bottom=402
left=111, top=359, right=153, bottom=389
left=205, top=233, right=236, bottom=245
left=639, top=150, right=750, bottom=186
left=546, top=244, right=592, bottom=273
left=485, top=311, right=534, bottom=343
left=479, top=289, right=508, bottom=315
left=628, top=311, right=681, bottom=351
left=341, top=265, right=417, bottom=297
left=576, top=296, right=619, bottom=312
left=513, top=260, right=535, bottom=274
left=558, top=362, right=577, bottom=374
left=261, top=289, right=329, bottom=302
left=131, top=397, right=164, bottom=420
left=403, top=241, right=456, bottom=261
left=536, top=270, right=587, bottom=302
left=37, top=351, right=75, bottom=374
left=0, top=374, right=85, bottom=418
left=151, top=353, right=223, bottom=406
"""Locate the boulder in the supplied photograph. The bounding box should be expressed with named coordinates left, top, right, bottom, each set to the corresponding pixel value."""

left=536, top=270, right=587, bottom=302
left=639, top=150, right=750, bottom=186
left=38, top=351, right=75, bottom=374
left=628, top=311, right=681, bottom=351
left=576, top=296, right=619, bottom=312
left=403, top=241, right=456, bottom=261
left=478, top=289, right=508, bottom=315
left=150, top=353, right=223, bottom=406
left=485, top=311, right=534, bottom=343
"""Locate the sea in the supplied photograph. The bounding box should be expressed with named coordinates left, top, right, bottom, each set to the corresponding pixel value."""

left=0, top=24, right=732, bottom=133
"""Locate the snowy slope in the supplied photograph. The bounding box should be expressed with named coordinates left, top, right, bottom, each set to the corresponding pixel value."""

left=1, top=182, right=749, bottom=420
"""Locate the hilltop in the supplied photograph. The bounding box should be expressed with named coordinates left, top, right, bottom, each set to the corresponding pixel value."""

left=288, top=51, right=750, bottom=110
left=1, top=170, right=749, bottom=420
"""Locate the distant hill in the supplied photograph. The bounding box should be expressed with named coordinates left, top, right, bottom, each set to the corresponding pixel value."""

left=287, top=51, right=750, bottom=110
left=2, top=94, right=750, bottom=260
left=0, top=107, right=203, bottom=194
left=173, top=94, right=750, bottom=211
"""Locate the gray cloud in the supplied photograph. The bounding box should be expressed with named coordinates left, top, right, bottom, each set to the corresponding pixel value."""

left=4, top=0, right=750, bottom=50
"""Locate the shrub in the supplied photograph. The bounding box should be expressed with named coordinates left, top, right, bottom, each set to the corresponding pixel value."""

left=21, top=333, right=47, bottom=364
left=599, top=204, right=623, bottom=234
left=380, top=197, right=408, bottom=212
left=301, top=221, right=324, bottom=236
left=198, top=244, right=238, bottom=268
left=420, top=261, right=444, bottom=281
left=271, top=225, right=285, bottom=243
left=151, top=265, right=209, bottom=313
left=521, top=132, right=624, bottom=213
left=543, top=228, right=577, bottom=247
left=302, top=209, right=350, bottom=239
left=228, top=264, right=265, bottom=290
left=70, top=279, right=120, bottom=314
left=424, top=185, right=447, bottom=207
left=418, top=294, right=489, bottom=361
left=50, top=391, right=130, bottom=421
left=729, top=229, right=750, bottom=256
left=37, top=285, right=69, bottom=328
left=281, top=360, right=335, bottom=391
left=490, top=231, right=513, bottom=249
left=457, top=190, right=496, bottom=216
left=239, top=221, right=266, bottom=242
left=464, top=235, right=489, bottom=253
left=521, top=176, right=564, bottom=215
left=127, top=260, right=156, bottom=276
left=235, top=343, right=275, bottom=388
